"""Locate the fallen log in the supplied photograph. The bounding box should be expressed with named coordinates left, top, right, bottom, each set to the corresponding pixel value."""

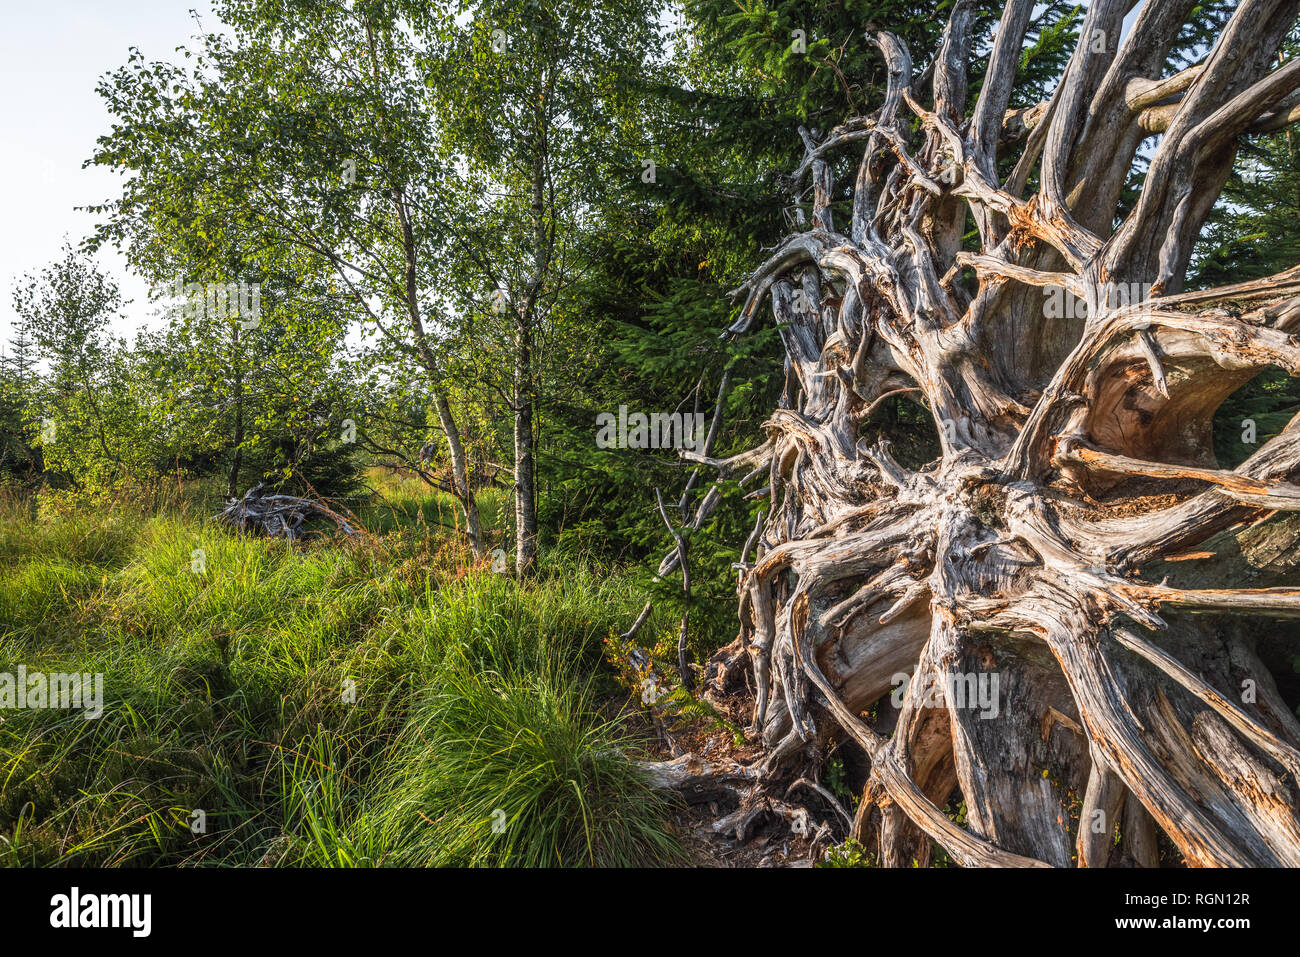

left=215, top=482, right=357, bottom=540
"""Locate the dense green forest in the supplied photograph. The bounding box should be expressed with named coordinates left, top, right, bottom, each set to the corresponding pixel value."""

left=4, top=0, right=1300, bottom=870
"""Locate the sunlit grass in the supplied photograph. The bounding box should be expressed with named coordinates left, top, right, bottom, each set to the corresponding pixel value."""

left=0, top=485, right=685, bottom=867
left=356, top=467, right=508, bottom=541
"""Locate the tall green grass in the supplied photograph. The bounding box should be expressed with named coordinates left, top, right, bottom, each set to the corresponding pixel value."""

left=355, top=467, right=509, bottom=540
left=0, top=491, right=686, bottom=867
left=338, top=653, right=682, bottom=867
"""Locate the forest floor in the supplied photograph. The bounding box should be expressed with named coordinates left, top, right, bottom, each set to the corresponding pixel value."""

left=0, top=471, right=759, bottom=867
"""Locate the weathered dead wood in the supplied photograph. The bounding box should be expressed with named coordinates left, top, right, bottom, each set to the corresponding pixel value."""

left=636, top=2, right=1300, bottom=868
left=215, top=483, right=357, bottom=540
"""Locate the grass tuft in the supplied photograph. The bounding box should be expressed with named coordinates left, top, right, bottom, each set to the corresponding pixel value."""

left=0, top=486, right=689, bottom=867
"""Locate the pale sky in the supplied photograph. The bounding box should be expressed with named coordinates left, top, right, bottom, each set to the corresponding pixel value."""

left=0, top=0, right=214, bottom=352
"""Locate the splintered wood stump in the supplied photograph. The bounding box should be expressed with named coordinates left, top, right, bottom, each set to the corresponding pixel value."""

left=651, top=1, right=1300, bottom=867
left=216, top=483, right=357, bottom=540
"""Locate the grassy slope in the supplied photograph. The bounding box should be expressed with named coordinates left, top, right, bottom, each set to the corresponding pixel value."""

left=0, top=474, right=690, bottom=867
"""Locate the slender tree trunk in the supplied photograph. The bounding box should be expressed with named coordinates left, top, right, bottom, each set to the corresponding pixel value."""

left=227, top=326, right=243, bottom=500
left=510, top=95, right=552, bottom=577
left=227, top=399, right=243, bottom=500
left=389, top=184, right=484, bottom=557
left=649, top=0, right=1300, bottom=868
left=432, top=389, right=484, bottom=554
left=79, top=370, right=119, bottom=479
left=358, top=15, right=482, bottom=557
left=514, top=319, right=538, bottom=575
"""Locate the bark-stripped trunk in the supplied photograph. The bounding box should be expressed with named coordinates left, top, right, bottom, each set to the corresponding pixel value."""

left=656, top=0, right=1300, bottom=867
